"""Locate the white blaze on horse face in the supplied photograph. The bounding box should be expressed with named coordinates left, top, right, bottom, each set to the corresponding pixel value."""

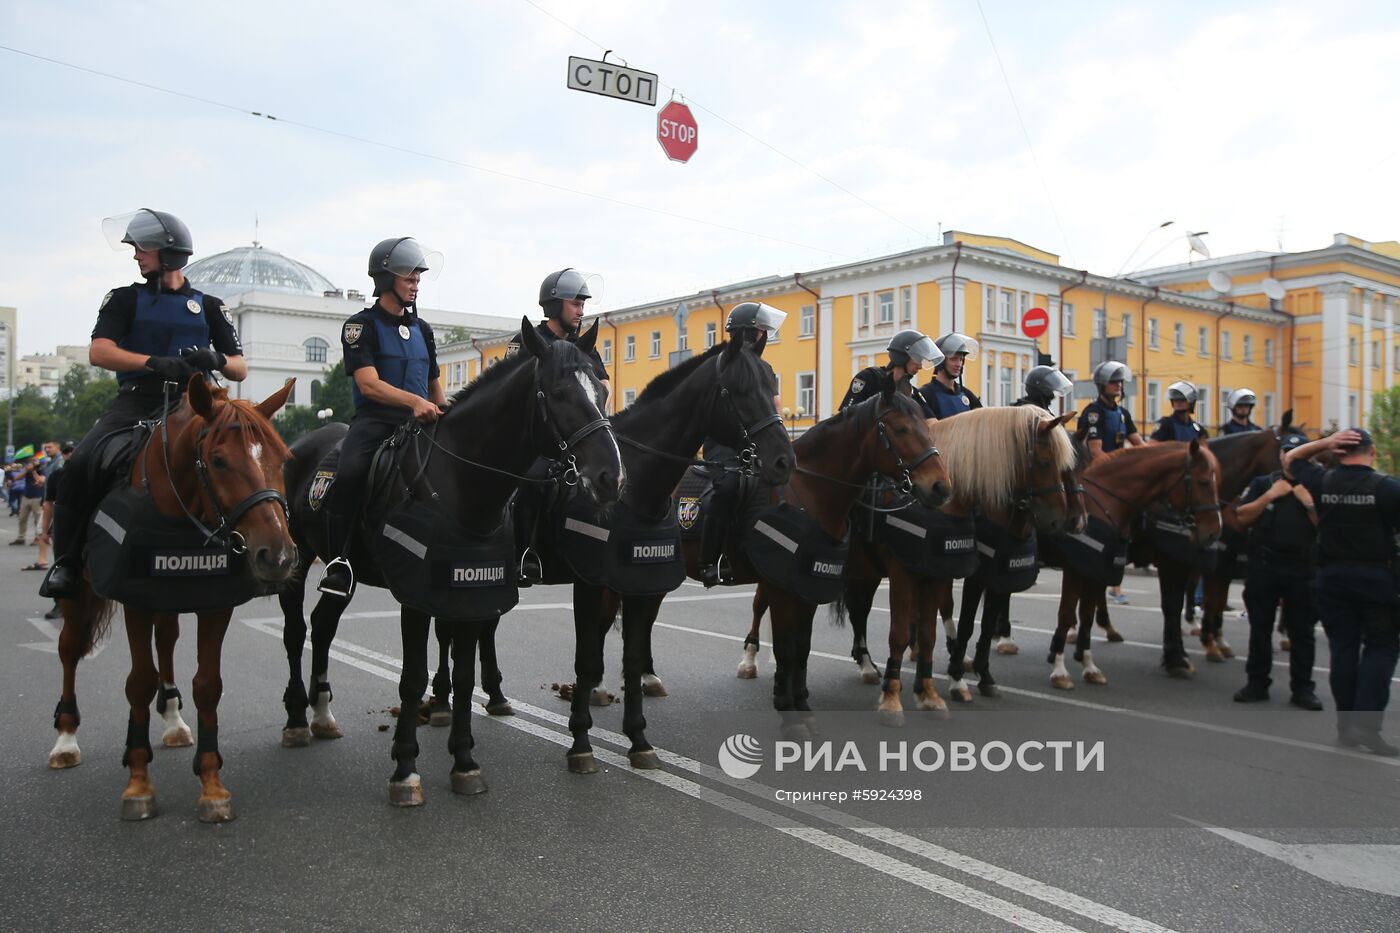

left=249, top=442, right=263, bottom=462
left=574, top=369, right=624, bottom=486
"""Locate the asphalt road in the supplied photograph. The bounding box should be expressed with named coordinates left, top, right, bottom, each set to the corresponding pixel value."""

left=2, top=512, right=1397, bottom=932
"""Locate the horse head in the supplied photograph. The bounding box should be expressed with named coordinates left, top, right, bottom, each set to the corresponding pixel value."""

left=873, top=375, right=950, bottom=508
left=1063, top=420, right=1092, bottom=534
left=712, top=336, right=794, bottom=485
left=184, top=376, right=298, bottom=584
left=1171, top=437, right=1223, bottom=547
left=1027, top=412, right=1078, bottom=535
left=518, top=316, right=624, bottom=506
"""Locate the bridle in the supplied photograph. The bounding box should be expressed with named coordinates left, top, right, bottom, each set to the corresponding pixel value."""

left=617, top=380, right=785, bottom=477
left=1082, top=446, right=1218, bottom=537
left=800, top=407, right=939, bottom=496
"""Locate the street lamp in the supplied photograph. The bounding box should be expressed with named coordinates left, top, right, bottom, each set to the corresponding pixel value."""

left=1114, top=220, right=1175, bottom=277
left=782, top=406, right=806, bottom=437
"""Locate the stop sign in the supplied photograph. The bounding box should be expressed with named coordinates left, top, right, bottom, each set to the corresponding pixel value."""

left=1021, top=306, right=1049, bottom=339
left=657, top=101, right=698, bottom=163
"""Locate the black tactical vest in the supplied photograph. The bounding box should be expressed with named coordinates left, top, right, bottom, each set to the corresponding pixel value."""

left=1249, top=472, right=1315, bottom=564
left=1317, top=469, right=1390, bottom=564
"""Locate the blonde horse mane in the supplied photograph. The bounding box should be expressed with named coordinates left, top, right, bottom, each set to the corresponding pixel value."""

left=929, top=406, right=1076, bottom=510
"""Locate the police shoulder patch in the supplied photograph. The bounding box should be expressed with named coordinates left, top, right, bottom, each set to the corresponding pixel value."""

left=99, top=289, right=114, bottom=311
left=343, top=322, right=363, bottom=345
left=849, top=377, right=864, bottom=394
left=220, top=305, right=233, bottom=325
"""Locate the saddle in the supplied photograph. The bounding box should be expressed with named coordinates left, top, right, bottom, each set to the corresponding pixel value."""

left=86, top=424, right=152, bottom=497
left=674, top=464, right=767, bottom=545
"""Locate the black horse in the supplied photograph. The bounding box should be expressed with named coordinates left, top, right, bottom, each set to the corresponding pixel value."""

left=278, top=319, right=623, bottom=805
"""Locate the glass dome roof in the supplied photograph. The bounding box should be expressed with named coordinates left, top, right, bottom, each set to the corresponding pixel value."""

left=185, top=244, right=338, bottom=298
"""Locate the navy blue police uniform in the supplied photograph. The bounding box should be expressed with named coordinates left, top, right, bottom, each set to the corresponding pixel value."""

left=323, top=302, right=440, bottom=557
left=506, top=320, right=609, bottom=383
left=1289, top=457, right=1400, bottom=739
left=1151, top=415, right=1209, bottom=442
left=838, top=366, right=936, bottom=417
left=923, top=378, right=981, bottom=419
left=1220, top=419, right=1260, bottom=435
left=52, top=281, right=241, bottom=571
left=1080, top=398, right=1137, bottom=453
left=1238, top=472, right=1319, bottom=697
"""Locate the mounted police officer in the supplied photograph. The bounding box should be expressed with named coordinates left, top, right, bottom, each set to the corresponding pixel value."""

left=507, top=268, right=609, bottom=403
left=317, top=238, right=446, bottom=598
left=1231, top=431, right=1322, bottom=709
left=1284, top=428, right=1400, bottom=755
left=42, top=209, right=246, bottom=598
left=1151, top=381, right=1209, bottom=442
left=1221, top=388, right=1261, bottom=435
left=839, top=329, right=943, bottom=415
left=1015, top=365, right=1073, bottom=411
left=699, top=302, right=784, bottom=587
left=1080, top=361, right=1143, bottom=463
left=922, top=333, right=982, bottom=418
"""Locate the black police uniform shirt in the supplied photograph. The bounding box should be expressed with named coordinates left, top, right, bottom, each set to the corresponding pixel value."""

left=92, top=281, right=242, bottom=394
left=1238, top=472, right=1316, bottom=573
left=1012, top=394, right=1054, bottom=409
left=505, top=321, right=609, bottom=383
left=1290, top=459, right=1400, bottom=593
left=1151, top=414, right=1209, bottom=442
left=922, top=376, right=980, bottom=418
left=341, top=303, right=440, bottom=420
left=839, top=367, right=936, bottom=418
left=1220, top=419, right=1260, bottom=435
left=1080, top=398, right=1137, bottom=453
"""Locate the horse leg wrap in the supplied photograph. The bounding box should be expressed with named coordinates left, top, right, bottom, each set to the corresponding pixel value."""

left=743, top=633, right=760, bottom=650
left=193, top=724, right=223, bottom=776
left=156, top=685, right=183, bottom=715
left=121, top=715, right=152, bottom=768
left=915, top=660, right=934, bottom=684
left=53, top=698, right=80, bottom=730
left=309, top=680, right=333, bottom=704
left=883, top=658, right=902, bottom=682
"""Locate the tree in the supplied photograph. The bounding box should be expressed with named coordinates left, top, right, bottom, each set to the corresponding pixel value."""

left=52, top=363, right=117, bottom=441
left=1369, top=385, right=1400, bottom=476
left=318, top=360, right=352, bottom=422
left=8, top=385, right=58, bottom=452
left=272, top=405, right=329, bottom=444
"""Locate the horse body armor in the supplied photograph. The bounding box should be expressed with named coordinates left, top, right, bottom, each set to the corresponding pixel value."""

left=974, top=518, right=1040, bottom=594
left=1048, top=516, right=1129, bottom=586
left=742, top=502, right=850, bottom=604
left=552, top=494, right=686, bottom=596
left=875, top=501, right=980, bottom=580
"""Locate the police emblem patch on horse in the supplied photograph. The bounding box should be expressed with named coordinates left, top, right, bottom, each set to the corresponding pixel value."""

left=850, top=377, right=864, bottom=394
left=343, top=322, right=363, bottom=345
left=504, top=340, right=520, bottom=359
left=186, top=298, right=202, bottom=315
left=677, top=497, right=700, bottom=530
left=308, top=470, right=336, bottom=511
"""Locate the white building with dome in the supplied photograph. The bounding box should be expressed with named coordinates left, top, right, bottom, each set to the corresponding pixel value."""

left=184, top=244, right=516, bottom=407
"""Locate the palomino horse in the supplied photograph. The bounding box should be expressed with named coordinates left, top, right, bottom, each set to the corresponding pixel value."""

left=684, top=376, right=951, bottom=715
left=829, top=406, right=1076, bottom=723
left=50, top=376, right=297, bottom=821
left=1049, top=439, right=1222, bottom=688
left=280, top=322, right=622, bottom=805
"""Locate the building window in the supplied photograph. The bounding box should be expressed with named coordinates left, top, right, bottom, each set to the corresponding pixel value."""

left=1243, top=334, right=1253, bottom=363
left=1148, top=318, right=1159, bottom=349
left=1264, top=337, right=1273, bottom=366
left=1019, top=291, right=1030, bottom=317
left=1348, top=337, right=1358, bottom=366
left=1122, top=312, right=1133, bottom=345
left=1000, top=290, right=1015, bottom=326
left=1348, top=392, right=1358, bottom=425
left=677, top=329, right=688, bottom=352
left=650, top=331, right=661, bottom=358
left=1221, top=331, right=1232, bottom=360
left=304, top=336, right=329, bottom=363
left=999, top=365, right=1013, bottom=406
left=900, top=288, right=913, bottom=324
left=800, top=305, right=815, bottom=338
left=310, top=379, right=322, bottom=405
left=601, top=338, right=612, bottom=364
left=1394, top=345, right=1400, bottom=372
left=624, top=335, right=635, bottom=361
left=859, top=294, right=871, bottom=330
left=623, top=389, right=637, bottom=408
left=985, top=287, right=997, bottom=325
left=1174, top=322, right=1185, bottom=353
left=1093, top=308, right=1106, bottom=338
left=1372, top=340, right=1381, bottom=369
left=1197, top=387, right=1210, bottom=422
left=797, top=372, right=816, bottom=416
left=704, top=322, right=717, bottom=349
left=1264, top=393, right=1275, bottom=427
left=877, top=291, right=894, bottom=325
left=1061, top=302, right=1076, bottom=335
left=1147, top=381, right=1160, bottom=417
left=1198, top=326, right=1209, bottom=356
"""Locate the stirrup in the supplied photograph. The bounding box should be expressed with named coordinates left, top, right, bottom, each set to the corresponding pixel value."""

left=717, top=554, right=734, bottom=585
left=317, top=558, right=354, bottom=599
left=518, top=548, right=542, bottom=586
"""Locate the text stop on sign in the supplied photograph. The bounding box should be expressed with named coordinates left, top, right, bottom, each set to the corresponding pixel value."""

left=657, top=101, right=698, bottom=163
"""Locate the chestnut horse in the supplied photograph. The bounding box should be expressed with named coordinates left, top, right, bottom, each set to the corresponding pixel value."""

left=50, top=376, right=296, bottom=821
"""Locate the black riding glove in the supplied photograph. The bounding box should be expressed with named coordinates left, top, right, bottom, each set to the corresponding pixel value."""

left=146, top=355, right=198, bottom=383
left=179, top=347, right=228, bottom=373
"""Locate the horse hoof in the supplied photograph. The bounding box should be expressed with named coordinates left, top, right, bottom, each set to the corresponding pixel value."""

left=1050, top=675, right=1075, bottom=691
left=120, top=795, right=158, bottom=821
left=996, top=643, right=1019, bottom=656
left=860, top=667, right=881, bottom=685
left=1064, top=629, right=1077, bottom=643
left=949, top=687, right=973, bottom=704
left=568, top=752, right=599, bottom=774
left=1105, top=627, right=1124, bottom=643
left=1189, top=625, right=1202, bottom=636
left=1166, top=663, right=1196, bottom=680
left=48, top=733, right=81, bottom=769
left=589, top=688, right=615, bottom=707
left=1083, top=670, right=1108, bottom=686
left=1279, top=638, right=1291, bottom=652
left=977, top=681, right=1001, bottom=698
left=281, top=727, right=312, bottom=748
left=1203, top=646, right=1225, bottom=663
left=1217, top=642, right=1236, bottom=659
left=429, top=710, right=453, bottom=727
left=162, top=727, right=194, bottom=748
left=629, top=749, right=661, bottom=770
left=877, top=708, right=905, bottom=728
left=736, top=662, right=758, bottom=679
left=311, top=721, right=343, bottom=740
left=641, top=678, right=669, bottom=698
left=451, top=769, right=488, bottom=796
left=388, top=775, right=425, bottom=807
left=485, top=701, right=515, bottom=717
left=197, top=796, right=236, bottom=823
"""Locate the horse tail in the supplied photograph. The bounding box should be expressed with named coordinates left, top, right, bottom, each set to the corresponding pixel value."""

left=69, top=581, right=117, bottom=658
left=829, top=592, right=848, bottom=628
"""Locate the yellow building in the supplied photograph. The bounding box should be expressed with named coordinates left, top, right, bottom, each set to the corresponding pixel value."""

left=437, top=231, right=1400, bottom=434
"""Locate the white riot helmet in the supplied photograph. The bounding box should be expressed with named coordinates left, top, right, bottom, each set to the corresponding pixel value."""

left=1226, top=388, right=1256, bottom=410
left=1167, top=381, right=1199, bottom=407
left=1092, top=360, right=1133, bottom=388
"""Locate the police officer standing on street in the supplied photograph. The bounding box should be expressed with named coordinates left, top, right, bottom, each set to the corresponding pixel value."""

left=508, top=268, right=610, bottom=404
left=1080, top=361, right=1144, bottom=463
left=1231, top=431, right=1323, bottom=709
left=1220, top=388, right=1261, bottom=435
left=1283, top=428, right=1400, bottom=755
left=42, top=209, right=246, bottom=598
left=1151, top=381, right=1210, bottom=442
left=839, top=329, right=943, bottom=415
left=699, top=302, right=784, bottom=587
left=317, top=237, right=446, bottom=598
left=923, top=333, right=982, bottom=418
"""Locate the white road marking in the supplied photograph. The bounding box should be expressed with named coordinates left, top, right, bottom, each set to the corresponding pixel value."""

left=1182, top=818, right=1400, bottom=898
left=20, top=615, right=107, bottom=657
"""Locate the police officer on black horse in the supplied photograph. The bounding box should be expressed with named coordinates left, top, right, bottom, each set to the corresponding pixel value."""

left=1080, top=360, right=1144, bottom=462
left=839, top=329, right=942, bottom=415
left=43, top=209, right=246, bottom=598
left=699, top=302, right=784, bottom=587
left=1220, top=388, right=1261, bottom=435
left=1151, top=380, right=1209, bottom=442
left=923, top=332, right=982, bottom=418
left=317, top=237, right=447, bottom=598
left=1284, top=428, right=1400, bottom=755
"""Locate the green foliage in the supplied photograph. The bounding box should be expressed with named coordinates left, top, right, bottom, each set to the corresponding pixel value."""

left=53, top=364, right=117, bottom=440
left=7, top=385, right=56, bottom=452
left=272, top=405, right=329, bottom=444
left=318, top=360, right=352, bottom=422
left=1369, top=385, right=1400, bottom=476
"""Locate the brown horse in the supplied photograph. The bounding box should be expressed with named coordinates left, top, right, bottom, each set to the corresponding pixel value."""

left=684, top=376, right=952, bottom=715
left=1049, top=439, right=1222, bottom=689
left=49, top=376, right=296, bottom=821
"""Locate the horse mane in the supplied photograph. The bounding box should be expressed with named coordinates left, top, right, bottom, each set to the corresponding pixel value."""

left=795, top=384, right=913, bottom=454
left=446, top=351, right=532, bottom=409
left=611, top=341, right=763, bottom=429
left=929, top=407, right=1076, bottom=510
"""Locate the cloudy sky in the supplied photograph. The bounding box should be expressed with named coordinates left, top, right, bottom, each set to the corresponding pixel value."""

left=3, top=0, right=1397, bottom=354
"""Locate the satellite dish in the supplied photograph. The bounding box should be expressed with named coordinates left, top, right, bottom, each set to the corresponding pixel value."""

left=1188, top=233, right=1211, bottom=259
left=1261, top=278, right=1286, bottom=301
left=1207, top=271, right=1233, bottom=294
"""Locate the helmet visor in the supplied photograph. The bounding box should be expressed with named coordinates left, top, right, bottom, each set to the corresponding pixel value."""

left=904, top=335, right=943, bottom=366
left=383, top=238, right=443, bottom=280
left=549, top=269, right=605, bottom=306
left=1097, top=363, right=1133, bottom=384
left=1043, top=370, right=1074, bottom=398
left=750, top=302, right=787, bottom=335
left=103, top=209, right=172, bottom=252
left=939, top=334, right=980, bottom=360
